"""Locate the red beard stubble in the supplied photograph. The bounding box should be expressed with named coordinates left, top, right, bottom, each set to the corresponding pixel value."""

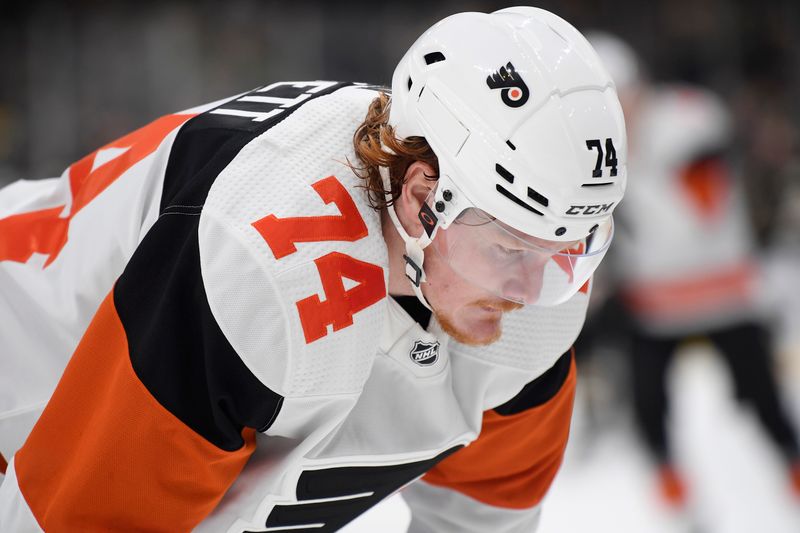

left=435, top=298, right=523, bottom=346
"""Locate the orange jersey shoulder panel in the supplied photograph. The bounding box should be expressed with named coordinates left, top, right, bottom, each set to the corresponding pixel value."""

left=422, top=352, right=576, bottom=510
left=15, top=291, right=256, bottom=532
left=0, top=113, right=193, bottom=267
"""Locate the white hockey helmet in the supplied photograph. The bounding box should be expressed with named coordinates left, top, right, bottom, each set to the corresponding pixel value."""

left=584, top=31, right=642, bottom=93
left=385, top=6, right=627, bottom=307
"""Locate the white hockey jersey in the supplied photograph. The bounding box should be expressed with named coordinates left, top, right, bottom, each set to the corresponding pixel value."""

left=0, top=82, right=588, bottom=532
left=614, top=85, right=761, bottom=334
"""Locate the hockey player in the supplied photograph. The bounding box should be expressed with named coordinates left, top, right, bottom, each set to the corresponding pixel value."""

left=0, top=8, right=626, bottom=532
left=588, top=32, right=800, bottom=506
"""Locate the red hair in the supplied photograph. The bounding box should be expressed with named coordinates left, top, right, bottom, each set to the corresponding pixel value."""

left=350, top=92, right=439, bottom=210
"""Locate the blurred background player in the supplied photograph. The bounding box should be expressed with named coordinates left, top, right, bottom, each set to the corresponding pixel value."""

left=586, top=32, right=800, bottom=507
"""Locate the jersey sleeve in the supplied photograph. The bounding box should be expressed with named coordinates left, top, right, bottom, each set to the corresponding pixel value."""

left=1, top=177, right=285, bottom=532
left=0, top=83, right=388, bottom=532
left=0, top=112, right=197, bottom=466
left=403, top=349, right=576, bottom=533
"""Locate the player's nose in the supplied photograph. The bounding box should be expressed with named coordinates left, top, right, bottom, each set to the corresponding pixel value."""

left=499, top=255, right=546, bottom=304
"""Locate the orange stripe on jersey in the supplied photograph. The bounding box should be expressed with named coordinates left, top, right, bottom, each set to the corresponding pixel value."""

left=623, top=261, right=756, bottom=318
left=422, top=352, right=576, bottom=509
left=0, top=113, right=193, bottom=267
left=67, top=114, right=193, bottom=215
left=14, top=291, right=255, bottom=531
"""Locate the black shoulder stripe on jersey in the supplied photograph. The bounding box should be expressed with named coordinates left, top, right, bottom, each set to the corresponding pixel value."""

left=115, top=82, right=356, bottom=450
left=115, top=211, right=283, bottom=451
left=160, top=81, right=353, bottom=212
left=493, top=349, right=572, bottom=416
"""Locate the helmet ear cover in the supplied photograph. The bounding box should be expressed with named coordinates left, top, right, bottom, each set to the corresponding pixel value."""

left=418, top=173, right=471, bottom=235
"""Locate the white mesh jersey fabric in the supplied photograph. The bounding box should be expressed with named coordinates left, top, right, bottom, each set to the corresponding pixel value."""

left=0, top=459, right=44, bottom=533
left=199, top=85, right=389, bottom=398
left=306, top=298, right=468, bottom=459
left=199, top=295, right=560, bottom=532
left=404, top=479, right=542, bottom=533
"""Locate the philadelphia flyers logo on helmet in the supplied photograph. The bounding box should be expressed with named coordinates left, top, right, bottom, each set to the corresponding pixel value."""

left=486, top=62, right=530, bottom=108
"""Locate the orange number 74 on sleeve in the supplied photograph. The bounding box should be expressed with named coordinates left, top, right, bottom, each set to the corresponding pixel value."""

left=251, top=176, right=386, bottom=344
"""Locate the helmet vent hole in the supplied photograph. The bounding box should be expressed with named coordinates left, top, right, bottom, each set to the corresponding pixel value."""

left=495, top=184, right=543, bottom=216
left=423, top=51, right=446, bottom=65
left=506, top=140, right=516, bottom=150
left=527, top=188, right=549, bottom=207
left=407, top=77, right=413, bottom=91
left=495, top=163, right=514, bottom=184
left=555, top=227, right=567, bottom=236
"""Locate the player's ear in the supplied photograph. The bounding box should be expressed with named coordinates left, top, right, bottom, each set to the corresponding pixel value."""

left=394, top=162, right=436, bottom=239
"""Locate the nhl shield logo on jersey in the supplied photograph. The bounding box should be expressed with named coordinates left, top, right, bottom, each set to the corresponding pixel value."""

left=486, top=62, right=530, bottom=108
left=409, top=340, right=440, bottom=366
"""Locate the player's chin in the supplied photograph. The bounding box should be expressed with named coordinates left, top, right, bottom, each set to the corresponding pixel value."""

left=442, top=312, right=504, bottom=346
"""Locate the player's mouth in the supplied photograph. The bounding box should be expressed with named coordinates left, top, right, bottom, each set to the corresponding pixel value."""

left=475, top=299, right=523, bottom=314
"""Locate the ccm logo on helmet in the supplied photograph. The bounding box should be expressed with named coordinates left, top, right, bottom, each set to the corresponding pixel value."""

left=565, top=203, right=615, bottom=216
left=486, top=62, right=529, bottom=108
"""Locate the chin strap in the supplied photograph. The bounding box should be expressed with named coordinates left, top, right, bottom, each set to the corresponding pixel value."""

left=379, top=164, right=434, bottom=311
